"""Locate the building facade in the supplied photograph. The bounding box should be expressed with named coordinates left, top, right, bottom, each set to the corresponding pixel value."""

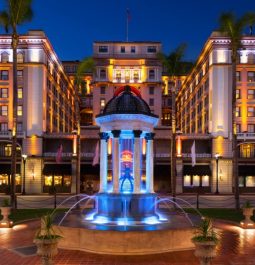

left=0, top=31, right=76, bottom=194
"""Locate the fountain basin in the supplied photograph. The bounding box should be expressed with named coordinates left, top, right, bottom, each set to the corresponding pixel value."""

left=57, top=225, right=195, bottom=255
left=56, top=210, right=198, bottom=255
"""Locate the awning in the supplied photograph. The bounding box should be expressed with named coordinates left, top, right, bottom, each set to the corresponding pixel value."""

left=80, top=165, right=99, bottom=175
left=0, top=164, right=21, bottom=174
left=183, top=165, right=211, bottom=176
left=43, top=164, right=72, bottom=175
left=239, top=165, right=255, bottom=176
left=154, top=165, right=171, bottom=180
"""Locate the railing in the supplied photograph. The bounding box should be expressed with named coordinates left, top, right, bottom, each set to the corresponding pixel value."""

left=155, top=153, right=212, bottom=158
left=0, top=131, right=25, bottom=138
left=237, top=132, right=255, bottom=140
left=44, top=152, right=73, bottom=157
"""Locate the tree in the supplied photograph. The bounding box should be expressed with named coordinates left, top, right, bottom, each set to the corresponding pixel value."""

left=0, top=0, right=33, bottom=208
left=158, top=44, right=192, bottom=197
left=218, top=12, right=255, bottom=210
left=74, top=57, right=95, bottom=194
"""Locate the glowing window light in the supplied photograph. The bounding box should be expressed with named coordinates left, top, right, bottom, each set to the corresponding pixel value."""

left=107, top=138, right=112, bottom=155
left=142, top=138, right=146, bottom=155
left=184, top=175, right=191, bottom=187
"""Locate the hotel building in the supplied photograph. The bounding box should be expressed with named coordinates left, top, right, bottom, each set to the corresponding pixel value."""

left=0, top=30, right=76, bottom=194
left=1, top=30, right=255, bottom=195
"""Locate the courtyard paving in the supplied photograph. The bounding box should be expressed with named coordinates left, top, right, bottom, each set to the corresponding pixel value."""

left=0, top=219, right=254, bottom=265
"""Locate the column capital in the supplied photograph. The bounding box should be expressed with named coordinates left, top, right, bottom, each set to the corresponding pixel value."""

left=99, top=132, right=109, bottom=141
left=112, top=130, right=121, bottom=138
left=133, top=130, right=142, bottom=138
left=145, top=132, right=155, bottom=141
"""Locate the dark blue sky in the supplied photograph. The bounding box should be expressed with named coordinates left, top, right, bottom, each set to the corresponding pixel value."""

left=0, top=0, right=254, bottom=61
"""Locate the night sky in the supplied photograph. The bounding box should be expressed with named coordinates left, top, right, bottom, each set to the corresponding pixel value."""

left=0, top=0, right=254, bottom=61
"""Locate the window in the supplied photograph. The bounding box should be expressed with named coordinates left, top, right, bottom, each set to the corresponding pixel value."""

left=247, top=107, right=255, bottom=117
left=149, top=69, right=155, bottom=79
left=247, top=53, right=255, bottom=64
left=149, top=86, right=154, bottom=95
left=17, top=123, right=23, bottom=132
left=98, top=46, right=108, bottom=53
left=116, top=70, right=121, bottom=81
left=18, top=88, right=23, bottom=99
left=133, top=71, right=139, bottom=81
left=236, top=124, right=241, bottom=133
left=17, top=70, right=23, bottom=78
left=248, top=124, right=255, bottom=133
left=147, top=46, right=157, bottom=53
left=247, top=89, right=255, bottom=99
left=247, top=71, right=255, bottom=82
left=0, top=123, right=8, bottom=132
left=100, top=86, right=106, bottom=94
left=0, top=105, right=8, bottom=116
left=131, top=46, right=136, bottom=53
left=99, top=69, right=106, bottom=79
left=1, top=52, right=9, bottom=63
left=4, top=144, right=12, bottom=156
left=236, top=107, right=241, bottom=117
left=17, top=105, right=23, bottom=116
left=1, top=70, right=8, bottom=80
left=149, top=98, right=154, bottom=106
left=120, top=46, right=125, bottom=53
left=0, top=88, right=8, bottom=98
left=100, top=98, right=105, bottom=108
left=17, top=53, right=24, bottom=63
left=236, top=89, right=240, bottom=99
left=236, top=71, right=241, bottom=82
left=240, top=144, right=254, bottom=158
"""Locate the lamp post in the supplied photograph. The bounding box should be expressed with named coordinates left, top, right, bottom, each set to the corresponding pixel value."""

left=215, top=153, right=220, bottom=194
left=21, top=154, right=27, bottom=195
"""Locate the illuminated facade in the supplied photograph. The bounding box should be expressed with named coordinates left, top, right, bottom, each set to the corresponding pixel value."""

left=0, top=31, right=76, bottom=194
left=176, top=31, right=255, bottom=193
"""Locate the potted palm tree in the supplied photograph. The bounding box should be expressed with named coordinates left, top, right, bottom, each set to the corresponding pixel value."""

left=34, top=213, right=62, bottom=265
left=240, top=200, right=254, bottom=228
left=192, top=217, right=219, bottom=265
left=0, top=198, right=12, bottom=227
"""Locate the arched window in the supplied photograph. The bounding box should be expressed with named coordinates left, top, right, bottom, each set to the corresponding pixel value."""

left=17, top=53, right=24, bottom=63
left=1, top=52, right=9, bottom=63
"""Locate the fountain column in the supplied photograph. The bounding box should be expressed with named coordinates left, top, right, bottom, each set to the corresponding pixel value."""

left=145, top=133, right=155, bottom=193
left=99, top=132, right=109, bottom=192
left=112, top=130, right=121, bottom=193
left=133, top=130, right=142, bottom=193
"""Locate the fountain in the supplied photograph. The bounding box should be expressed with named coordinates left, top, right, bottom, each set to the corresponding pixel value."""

left=55, top=86, right=201, bottom=254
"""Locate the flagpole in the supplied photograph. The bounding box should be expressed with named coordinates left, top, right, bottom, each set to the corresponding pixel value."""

left=126, top=8, right=129, bottom=42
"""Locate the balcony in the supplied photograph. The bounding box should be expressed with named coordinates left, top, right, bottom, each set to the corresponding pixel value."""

left=237, top=132, right=255, bottom=140
left=0, top=131, right=25, bottom=138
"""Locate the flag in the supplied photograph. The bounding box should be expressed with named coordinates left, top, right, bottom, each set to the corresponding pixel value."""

left=191, top=140, right=196, bottom=167
left=56, top=144, right=63, bottom=164
left=92, top=141, right=100, bottom=166
left=127, top=8, right=131, bottom=22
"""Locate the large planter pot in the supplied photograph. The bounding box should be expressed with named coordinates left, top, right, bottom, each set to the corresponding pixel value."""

left=0, top=207, right=11, bottom=227
left=192, top=241, right=217, bottom=265
left=34, top=238, right=60, bottom=265
left=240, top=208, right=255, bottom=228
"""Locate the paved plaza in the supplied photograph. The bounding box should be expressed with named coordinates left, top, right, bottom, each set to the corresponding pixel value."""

left=0, top=219, right=254, bottom=265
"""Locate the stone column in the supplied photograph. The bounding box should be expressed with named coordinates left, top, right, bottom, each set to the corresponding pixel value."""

left=112, top=130, right=121, bottom=193
left=133, top=130, right=142, bottom=193
left=145, top=133, right=155, bottom=193
left=99, top=132, right=109, bottom=193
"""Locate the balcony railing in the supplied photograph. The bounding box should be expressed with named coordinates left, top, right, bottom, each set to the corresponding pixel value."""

left=155, top=153, right=212, bottom=158
left=0, top=131, right=25, bottom=138
left=237, top=132, right=255, bottom=140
